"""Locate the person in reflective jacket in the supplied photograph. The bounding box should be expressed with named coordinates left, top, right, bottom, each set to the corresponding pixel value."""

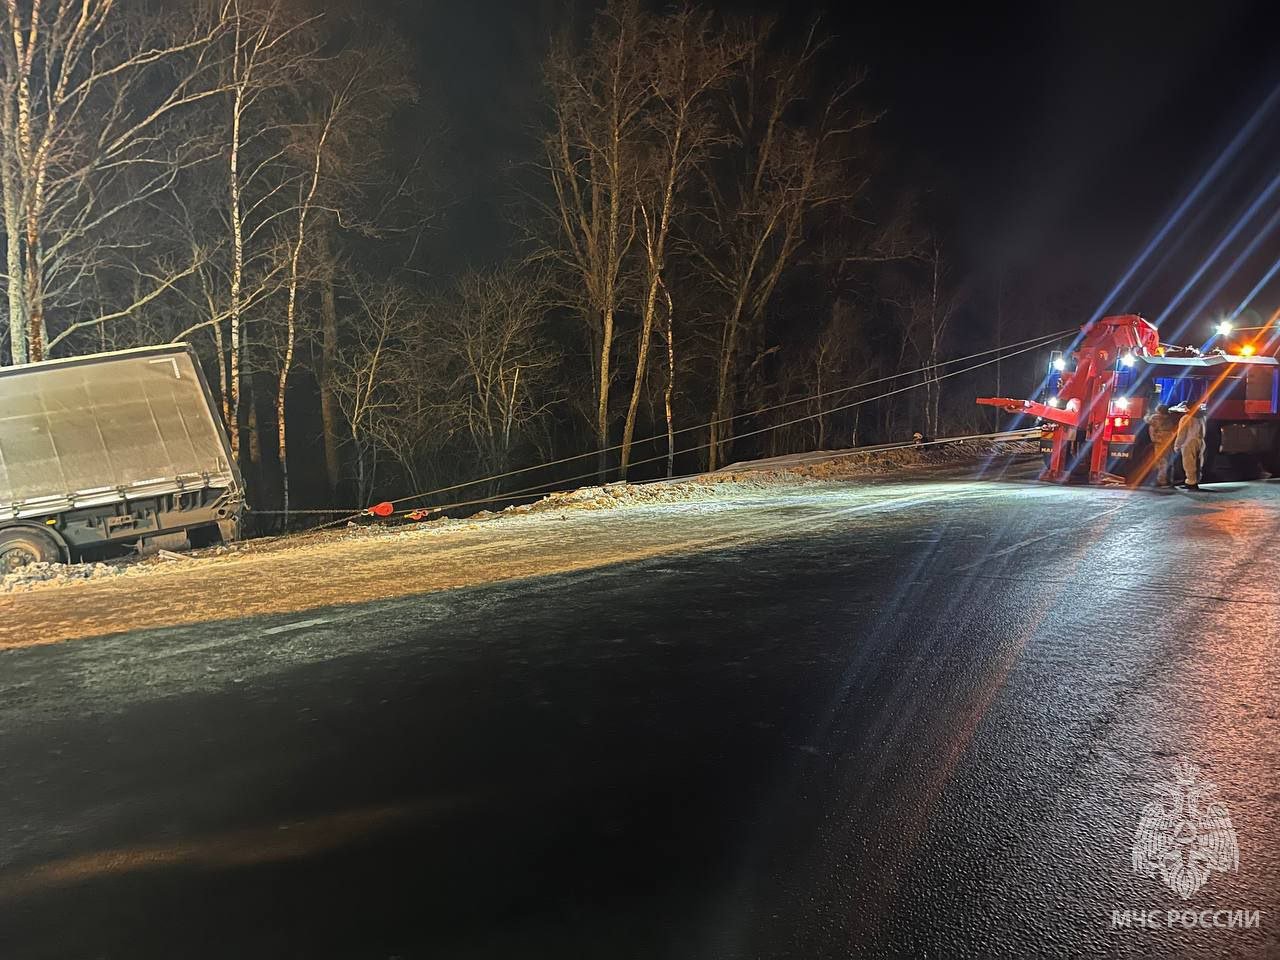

left=1145, top=403, right=1178, bottom=487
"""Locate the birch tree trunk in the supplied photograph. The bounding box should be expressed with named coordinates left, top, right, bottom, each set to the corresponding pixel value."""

left=276, top=262, right=297, bottom=523
left=597, top=123, right=622, bottom=480
left=663, top=296, right=675, bottom=478
left=276, top=103, right=336, bottom=523
left=708, top=290, right=747, bottom=470
left=619, top=168, right=676, bottom=477
left=227, top=78, right=246, bottom=462
left=1, top=159, right=25, bottom=363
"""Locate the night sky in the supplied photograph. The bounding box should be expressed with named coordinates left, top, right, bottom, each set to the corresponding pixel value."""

left=404, top=0, right=1280, bottom=336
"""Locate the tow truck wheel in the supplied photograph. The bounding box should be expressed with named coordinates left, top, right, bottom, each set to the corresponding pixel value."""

left=0, top=527, right=63, bottom=575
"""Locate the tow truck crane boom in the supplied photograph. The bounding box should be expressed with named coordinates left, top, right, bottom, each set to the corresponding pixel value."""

left=979, top=315, right=1161, bottom=483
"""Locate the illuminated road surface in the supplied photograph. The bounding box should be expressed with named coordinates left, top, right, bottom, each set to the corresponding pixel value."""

left=1, top=471, right=1277, bottom=957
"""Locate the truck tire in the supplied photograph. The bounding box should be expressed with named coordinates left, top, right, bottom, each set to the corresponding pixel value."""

left=0, top=527, right=63, bottom=575
left=1227, top=453, right=1263, bottom=480
left=1263, top=428, right=1280, bottom=478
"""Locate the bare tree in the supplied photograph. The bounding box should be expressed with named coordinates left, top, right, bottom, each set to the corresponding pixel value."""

left=0, top=0, right=230, bottom=364
left=616, top=5, right=739, bottom=476
left=301, top=37, right=418, bottom=502
left=331, top=278, right=417, bottom=504
left=538, top=0, right=648, bottom=478
left=696, top=21, right=873, bottom=469
left=899, top=237, right=959, bottom=438
left=273, top=38, right=413, bottom=520
left=218, top=0, right=316, bottom=460
left=440, top=267, right=557, bottom=487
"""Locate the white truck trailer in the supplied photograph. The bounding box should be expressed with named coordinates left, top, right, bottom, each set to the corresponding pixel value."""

left=0, top=344, right=244, bottom=572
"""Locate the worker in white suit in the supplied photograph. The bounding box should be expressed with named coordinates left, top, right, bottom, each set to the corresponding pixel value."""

left=1173, top=403, right=1208, bottom=490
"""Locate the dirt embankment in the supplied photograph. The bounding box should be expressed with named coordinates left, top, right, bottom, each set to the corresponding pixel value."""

left=520, top=438, right=1037, bottom=512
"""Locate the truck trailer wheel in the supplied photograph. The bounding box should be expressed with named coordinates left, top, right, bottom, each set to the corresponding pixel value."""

left=0, top=527, right=64, bottom=575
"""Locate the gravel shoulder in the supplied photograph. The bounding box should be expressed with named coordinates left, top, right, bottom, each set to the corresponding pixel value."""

left=1, top=442, right=1039, bottom=647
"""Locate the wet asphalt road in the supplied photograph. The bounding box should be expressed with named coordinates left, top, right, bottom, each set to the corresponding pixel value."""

left=1, top=473, right=1278, bottom=958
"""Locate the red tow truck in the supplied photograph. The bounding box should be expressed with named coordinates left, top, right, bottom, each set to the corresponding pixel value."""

left=978, top=313, right=1280, bottom=484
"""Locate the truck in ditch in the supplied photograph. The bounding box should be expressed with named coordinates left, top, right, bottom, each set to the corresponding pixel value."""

left=0, top=344, right=245, bottom=573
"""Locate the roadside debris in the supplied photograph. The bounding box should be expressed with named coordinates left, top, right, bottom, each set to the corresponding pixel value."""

left=156, top=549, right=199, bottom=562
left=2, top=561, right=125, bottom=592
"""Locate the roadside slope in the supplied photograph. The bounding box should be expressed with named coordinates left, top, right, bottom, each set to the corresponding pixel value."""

left=1, top=445, right=1039, bottom=647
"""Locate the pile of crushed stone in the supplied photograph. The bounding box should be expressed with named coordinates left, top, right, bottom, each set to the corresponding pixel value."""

left=784, top=437, right=1039, bottom=479
left=502, top=438, right=1038, bottom=513
left=511, top=474, right=785, bottom=514
left=3, top=560, right=125, bottom=592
